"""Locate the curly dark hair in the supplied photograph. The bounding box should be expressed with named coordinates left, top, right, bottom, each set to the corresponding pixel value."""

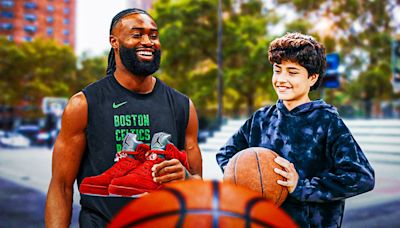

left=268, top=32, right=326, bottom=91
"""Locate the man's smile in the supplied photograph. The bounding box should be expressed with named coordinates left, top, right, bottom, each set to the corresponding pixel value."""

left=136, top=49, right=155, bottom=61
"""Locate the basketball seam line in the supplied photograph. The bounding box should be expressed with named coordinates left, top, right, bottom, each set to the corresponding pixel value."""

left=121, top=187, right=187, bottom=227
left=233, top=152, right=241, bottom=185
left=164, top=187, right=187, bottom=227
left=212, top=180, right=220, bottom=228
left=254, top=150, right=264, bottom=197
left=274, top=153, right=285, bottom=206
left=245, top=197, right=279, bottom=228
left=120, top=208, right=278, bottom=227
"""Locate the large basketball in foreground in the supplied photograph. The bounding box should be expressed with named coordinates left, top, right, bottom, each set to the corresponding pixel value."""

left=108, top=180, right=297, bottom=228
left=223, top=147, right=288, bottom=206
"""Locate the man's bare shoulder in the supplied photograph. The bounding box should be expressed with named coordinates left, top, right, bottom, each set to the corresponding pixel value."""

left=66, top=92, right=87, bottom=112
left=61, top=92, right=88, bottom=130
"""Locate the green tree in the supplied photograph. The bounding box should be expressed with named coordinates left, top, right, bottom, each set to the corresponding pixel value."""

left=223, top=1, right=274, bottom=115
left=152, top=0, right=276, bottom=117
left=276, top=0, right=396, bottom=117
left=74, top=53, right=108, bottom=93
left=152, top=0, right=219, bottom=117
left=0, top=38, right=25, bottom=104
left=1, top=38, right=76, bottom=118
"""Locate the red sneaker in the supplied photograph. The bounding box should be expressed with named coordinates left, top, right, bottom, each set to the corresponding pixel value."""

left=165, top=143, right=189, bottom=170
left=79, top=143, right=149, bottom=196
left=108, top=150, right=165, bottom=197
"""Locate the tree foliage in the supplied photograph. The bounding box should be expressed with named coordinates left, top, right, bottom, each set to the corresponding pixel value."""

left=276, top=0, right=397, bottom=115
left=152, top=0, right=274, bottom=117
left=1, top=38, right=107, bottom=119
left=74, top=53, right=108, bottom=93
left=1, top=38, right=76, bottom=117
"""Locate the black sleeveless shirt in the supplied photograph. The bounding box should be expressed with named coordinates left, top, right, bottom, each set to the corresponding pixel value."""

left=78, top=75, right=189, bottom=221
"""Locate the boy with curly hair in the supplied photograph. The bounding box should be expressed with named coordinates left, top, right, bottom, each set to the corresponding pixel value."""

left=216, top=32, right=374, bottom=227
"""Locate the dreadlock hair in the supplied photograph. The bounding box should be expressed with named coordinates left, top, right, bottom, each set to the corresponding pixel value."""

left=106, top=8, right=153, bottom=75
left=268, top=32, right=326, bottom=91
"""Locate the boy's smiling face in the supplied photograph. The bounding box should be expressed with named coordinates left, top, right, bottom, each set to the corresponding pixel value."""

left=272, top=60, right=319, bottom=110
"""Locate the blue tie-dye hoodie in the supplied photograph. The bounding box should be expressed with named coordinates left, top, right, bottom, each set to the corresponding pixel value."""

left=216, top=99, right=375, bottom=228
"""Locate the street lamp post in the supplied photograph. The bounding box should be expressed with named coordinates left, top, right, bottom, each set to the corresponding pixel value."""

left=217, top=0, right=223, bottom=127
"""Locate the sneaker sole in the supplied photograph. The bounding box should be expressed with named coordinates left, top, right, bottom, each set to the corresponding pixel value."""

left=79, top=184, right=109, bottom=196
left=108, top=192, right=149, bottom=198
left=108, top=184, right=161, bottom=197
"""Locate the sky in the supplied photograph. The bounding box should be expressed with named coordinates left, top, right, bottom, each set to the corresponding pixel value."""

left=76, top=0, right=128, bottom=56
left=75, top=1, right=400, bottom=57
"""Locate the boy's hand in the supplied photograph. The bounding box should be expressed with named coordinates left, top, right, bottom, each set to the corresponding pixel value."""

left=273, top=156, right=299, bottom=193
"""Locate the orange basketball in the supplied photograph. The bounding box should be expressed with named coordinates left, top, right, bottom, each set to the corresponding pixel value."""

left=108, top=180, right=297, bottom=228
left=223, top=147, right=288, bottom=206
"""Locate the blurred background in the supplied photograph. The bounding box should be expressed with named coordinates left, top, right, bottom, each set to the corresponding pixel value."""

left=1, top=0, right=400, bottom=227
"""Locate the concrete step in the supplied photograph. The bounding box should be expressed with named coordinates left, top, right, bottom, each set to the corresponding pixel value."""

left=211, top=131, right=238, bottom=139
left=206, top=138, right=230, bottom=145
left=344, top=120, right=400, bottom=128
left=353, top=136, right=400, bottom=145
left=364, top=152, right=400, bottom=165
left=361, top=144, right=400, bottom=154
left=199, top=145, right=220, bottom=154
left=351, top=128, right=400, bottom=136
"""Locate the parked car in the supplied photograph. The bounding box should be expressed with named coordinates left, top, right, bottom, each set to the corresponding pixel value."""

left=15, top=125, right=39, bottom=143
left=14, top=125, right=52, bottom=146
left=0, top=132, right=30, bottom=148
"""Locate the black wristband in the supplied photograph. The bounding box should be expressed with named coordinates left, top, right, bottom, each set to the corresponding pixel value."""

left=184, top=168, right=190, bottom=180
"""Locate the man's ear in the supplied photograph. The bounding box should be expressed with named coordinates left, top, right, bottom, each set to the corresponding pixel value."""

left=110, top=35, right=119, bottom=50
left=309, top=74, right=319, bottom=87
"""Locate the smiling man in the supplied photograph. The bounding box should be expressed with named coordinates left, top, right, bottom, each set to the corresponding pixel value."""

left=45, top=9, right=202, bottom=227
left=216, top=32, right=374, bottom=227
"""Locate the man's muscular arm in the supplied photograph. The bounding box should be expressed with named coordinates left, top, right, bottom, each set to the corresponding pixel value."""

left=183, top=99, right=202, bottom=179
left=45, top=92, right=87, bottom=228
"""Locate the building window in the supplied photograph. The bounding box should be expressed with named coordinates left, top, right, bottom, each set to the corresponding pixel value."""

left=24, top=2, right=37, bottom=9
left=1, top=23, right=13, bottom=30
left=63, top=8, right=70, bottom=15
left=64, top=0, right=70, bottom=3
left=7, top=35, right=13, bottom=41
left=24, top=25, right=37, bottom=33
left=63, top=40, right=69, bottom=45
left=63, top=18, right=69, bottom=25
left=1, top=11, right=14, bottom=18
left=46, top=16, right=54, bottom=23
left=1, top=0, right=14, bottom=8
left=24, top=14, right=37, bottom=21
left=63, top=29, right=69, bottom=36
left=24, top=36, right=33, bottom=42
left=47, top=5, right=55, bottom=12
left=47, top=27, right=53, bottom=35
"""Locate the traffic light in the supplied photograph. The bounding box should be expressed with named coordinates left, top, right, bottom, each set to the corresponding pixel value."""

left=322, top=53, right=340, bottom=88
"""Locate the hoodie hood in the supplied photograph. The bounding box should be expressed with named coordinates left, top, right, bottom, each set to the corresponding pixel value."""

left=276, top=99, right=337, bottom=116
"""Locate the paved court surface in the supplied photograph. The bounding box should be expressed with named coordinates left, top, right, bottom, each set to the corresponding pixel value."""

left=1, top=147, right=400, bottom=227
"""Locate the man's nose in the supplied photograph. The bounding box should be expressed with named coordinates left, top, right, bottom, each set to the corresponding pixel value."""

left=140, top=34, right=153, bottom=46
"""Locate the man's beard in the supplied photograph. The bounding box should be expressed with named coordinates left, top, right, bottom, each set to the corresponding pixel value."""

left=119, top=45, right=161, bottom=77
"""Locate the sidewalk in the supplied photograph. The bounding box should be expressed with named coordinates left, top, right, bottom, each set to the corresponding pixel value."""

left=1, top=176, right=400, bottom=228
left=0, top=177, right=80, bottom=228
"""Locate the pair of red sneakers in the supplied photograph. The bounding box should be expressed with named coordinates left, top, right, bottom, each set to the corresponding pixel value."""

left=79, top=133, right=189, bottom=197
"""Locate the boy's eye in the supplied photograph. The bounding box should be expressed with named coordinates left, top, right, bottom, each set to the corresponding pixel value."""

left=150, top=34, right=158, bottom=39
left=132, top=33, right=142, bottom=38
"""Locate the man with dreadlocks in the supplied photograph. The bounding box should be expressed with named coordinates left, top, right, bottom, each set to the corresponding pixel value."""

left=45, top=8, right=202, bottom=227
